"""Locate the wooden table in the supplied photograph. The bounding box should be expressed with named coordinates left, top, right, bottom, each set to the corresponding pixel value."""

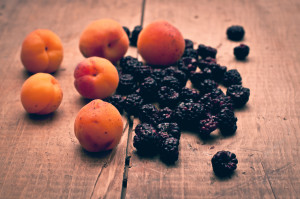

left=1, top=0, right=299, bottom=198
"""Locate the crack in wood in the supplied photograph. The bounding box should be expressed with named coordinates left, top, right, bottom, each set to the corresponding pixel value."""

left=260, top=162, right=277, bottom=199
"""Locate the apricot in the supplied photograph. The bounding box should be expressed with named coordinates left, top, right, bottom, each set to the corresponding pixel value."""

left=79, top=19, right=129, bottom=63
left=21, top=29, right=63, bottom=73
left=74, top=57, right=119, bottom=99
left=137, top=20, right=185, bottom=66
left=74, top=99, right=123, bottom=152
left=20, top=73, right=63, bottom=114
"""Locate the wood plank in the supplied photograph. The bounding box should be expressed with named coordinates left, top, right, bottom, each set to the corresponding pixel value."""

left=126, top=0, right=300, bottom=198
left=0, top=0, right=142, bottom=198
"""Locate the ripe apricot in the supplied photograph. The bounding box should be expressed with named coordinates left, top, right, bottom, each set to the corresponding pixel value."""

left=79, top=18, right=129, bottom=63
left=74, top=57, right=119, bottom=99
left=20, top=73, right=63, bottom=114
left=137, top=20, right=185, bottom=66
left=21, top=29, right=64, bottom=73
left=74, top=99, right=123, bottom=152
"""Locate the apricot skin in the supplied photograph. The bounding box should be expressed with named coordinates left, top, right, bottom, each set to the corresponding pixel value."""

left=79, top=19, right=129, bottom=63
left=74, top=99, right=124, bottom=152
left=20, top=73, right=63, bottom=115
left=137, top=20, right=185, bottom=66
left=21, top=29, right=63, bottom=73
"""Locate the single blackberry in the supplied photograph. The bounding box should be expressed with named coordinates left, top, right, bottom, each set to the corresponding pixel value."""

left=160, top=137, right=180, bottom=163
left=179, top=87, right=201, bottom=103
left=226, top=85, right=250, bottom=108
left=217, top=108, right=238, bottom=135
left=198, top=115, right=218, bottom=137
left=117, top=73, right=137, bottom=95
left=199, top=88, right=226, bottom=112
left=157, top=86, right=180, bottom=108
left=119, top=56, right=143, bottom=74
left=133, top=65, right=152, bottom=82
left=139, top=77, right=158, bottom=102
left=151, top=68, right=166, bottom=84
left=234, top=44, right=250, bottom=60
left=212, top=151, right=238, bottom=176
left=184, top=39, right=194, bottom=49
left=130, top=25, right=142, bottom=46
left=177, top=57, right=198, bottom=76
left=164, top=67, right=188, bottom=87
left=155, top=131, right=170, bottom=149
left=197, top=44, right=217, bottom=59
left=190, top=71, right=211, bottom=87
left=133, top=123, right=158, bottom=155
left=223, top=69, right=242, bottom=87
left=157, top=123, right=181, bottom=139
left=197, top=79, right=218, bottom=94
left=122, top=26, right=130, bottom=38
left=103, top=94, right=125, bottom=113
left=154, top=107, right=174, bottom=125
left=123, top=94, right=144, bottom=116
left=211, top=96, right=233, bottom=114
left=182, top=48, right=198, bottom=60
left=138, top=104, right=158, bottom=124
left=205, top=62, right=227, bottom=82
left=226, top=25, right=245, bottom=41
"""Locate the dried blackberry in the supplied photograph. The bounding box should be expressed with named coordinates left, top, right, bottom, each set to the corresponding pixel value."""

left=134, top=65, right=152, bottom=82
left=179, top=87, right=201, bottom=103
left=182, top=48, right=198, bottom=60
left=205, top=63, right=227, bottom=82
left=151, top=68, right=166, bottom=84
left=197, top=79, right=218, bottom=94
left=211, top=151, right=238, bottom=176
left=223, top=69, right=242, bottom=87
left=138, top=104, right=158, bottom=124
left=157, top=123, right=181, bottom=139
left=158, top=86, right=180, bottom=108
left=160, top=137, right=179, bottom=163
left=226, top=25, right=245, bottom=41
left=103, top=94, right=125, bottom=113
left=177, top=57, right=198, bottom=76
left=122, top=26, right=130, bottom=38
left=123, top=94, right=144, bottom=116
left=161, top=76, right=182, bottom=91
left=130, top=25, right=142, bottom=46
left=139, top=77, right=158, bottom=102
left=200, top=88, right=226, bottom=112
left=217, top=108, right=237, bottom=135
left=198, top=115, right=218, bottom=137
left=234, top=44, right=250, bottom=60
left=164, top=67, right=187, bottom=87
left=133, top=123, right=158, bottom=155
left=154, top=107, right=174, bottom=124
left=119, top=56, right=143, bottom=74
left=184, top=39, right=194, bottom=49
left=117, top=73, right=137, bottom=95
left=197, top=44, right=217, bottom=59
left=226, top=85, right=250, bottom=108
left=211, top=96, right=233, bottom=114
left=190, top=70, right=212, bottom=87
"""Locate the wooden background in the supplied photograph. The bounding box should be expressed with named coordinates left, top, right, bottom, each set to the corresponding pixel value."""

left=0, top=0, right=299, bottom=198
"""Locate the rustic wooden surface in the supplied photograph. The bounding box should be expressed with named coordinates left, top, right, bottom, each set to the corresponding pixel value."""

left=0, top=0, right=300, bottom=198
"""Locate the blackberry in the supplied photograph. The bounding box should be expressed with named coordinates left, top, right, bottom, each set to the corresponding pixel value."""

left=204, top=57, right=217, bottom=64
left=164, top=67, right=188, bottom=87
left=130, top=25, right=142, bottom=46
left=155, top=107, right=174, bottom=124
left=197, top=79, right=218, bottom=94
left=234, top=44, right=250, bottom=60
left=211, top=96, right=233, bottom=114
left=226, top=25, right=245, bottom=41
left=160, top=137, right=180, bottom=163
left=179, top=87, right=201, bottom=103
left=151, top=68, right=166, bottom=84
left=198, top=115, right=218, bottom=137
left=197, top=44, right=217, bottom=59
left=226, top=85, right=250, bottom=108
left=103, top=94, right=125, bottom=113
left=133, top=123, right=158, bottom=155
left=223, top=69, right=242, bottom=87
left=200, top=88, right=226, bottom=112
left=158, top=86, right=180, bottom=108
left=119, top=56, right=143, bottom=74
left=177, top=57, right=198, bottom=76
left=134, top=65, right=152, bottom=82
left=117, top=73, right=137, bottom=95
left=190, top=71, right=211, bottom=87
left=157, top=123, right=181, bottom=139
left=211, top=151, right=238, bottom=176
left=205, top=63, right=227, bottom=82
left=182, top=48, right=198, bottom=60
left=138, top=104, right=158, bottom=124
left=139, top=77, right=158, bottom=102
left=184, top=39, right=194, bottom=49
left=155, top=131, right=170, bottom=149
left=123, top=94, right=144, bottom=116
left=217, top=108, right=237, bottom=135
left=122, top=26, right=130, bottom=38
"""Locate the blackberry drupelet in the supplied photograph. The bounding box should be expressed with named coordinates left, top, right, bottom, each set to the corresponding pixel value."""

left=157, top=122, right=181, bottom=139
left=217, top=108, right=238, bottom=135
left=211, top=151, right=238, bottom=176
left=234, top=44, right=250, bottom=60
left=155, top=107, right=174, bottom=124
left=184, top=39, right=194, bottom=49
left=122, top=26, right=130, bottom=38
left=177, top=57, right=198, bottom=76
left=158, top=86, right=180, bottom=108
left=103, top=94, right=125, bottom=113
left=133, top=123, right=158, bottom=155
left=133, top=65, right=152, bottom=82
left=138, top=104, right=158, bottom=124
left=223, top=69, right=242, bottom=87
left=139, top=77, right=158, bottom=102
left=160, top=137, right=180, bottom=163
left=198, top=115, right=218, bottom=137
left=130, top=25, right=142, bottom=46
left=117, top=73, right=136, bottom=95
left=164, top=67, right=188, bottom=87
left=123, top=94, right=144, bottom=116
left=226, top=85, right=250, bottom=108
left=182, top=48, right=198, bottom=60
left=197, top=44, right=217, bottom=59
left=179, top=87, right=201, bottom=103
left=226, top=25, right=245, bottom=41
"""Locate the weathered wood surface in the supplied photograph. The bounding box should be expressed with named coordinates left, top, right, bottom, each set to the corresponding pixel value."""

left=0, top=0, right=300, bottom=199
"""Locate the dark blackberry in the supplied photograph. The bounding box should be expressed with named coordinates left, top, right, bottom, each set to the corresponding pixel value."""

left=199, top=88, right=226, bottom=112
left=160, top=137, right=179, bottom=163
left=138, top=104, right=158, bottom=124
left=133, top=65, right=152, bottom=82
left=122, top=26, right=130, bottom=38
left=211, top=96, right=233, bottom=114
left=197, top=44, right=217, bottom=59
left=123, top=94, right=144, bottom=116
left=103, top=94, right=125, bottom=113
left=119, top=56, right=143, bottom=74
left=130, top=25, right=142, bottom=46
left=177, top=57, right=198, bottom=76
left=157, top=123, right=181, bottom=140
left=204, top=57, right=217, bottom=64
left=155, top=107, right=174, bottom=124
left=155, top=131, right=170, bottom=149
left=151, top=68, right=166, bottom=84
left=157, top=86, right=180, bottom=108
left=234, top=44, right=250, bottom=60
left=117, top=73, right=137, bottom=95
left=223, top=69, right=242, bottom=87
left=226, top=25, right=245, bottom=41
left=139, top=77, right=158, bottom=102
left=182, top=48, right=198, bottom=60
left=184, top=39, right=194, bottom=49
left=197, top=79, right=218, bottom=94
left=133, top=123, right=158, bottom=155
left=161, top=76, right=182, bottom=91
left=190, top=71, right=211, bottom=87
left=164, top=67, right=188, bottom=87
left=198, top=115, right=218, bottom=137
left=205, top=62, right=227, bottom=82
left=211, top=151, right=238, bottom=176
left=217, top=108, right=237, bottom=135
left=226, top=85, right=250, bottom=108
left=179, top=87, right=201, bottom=103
